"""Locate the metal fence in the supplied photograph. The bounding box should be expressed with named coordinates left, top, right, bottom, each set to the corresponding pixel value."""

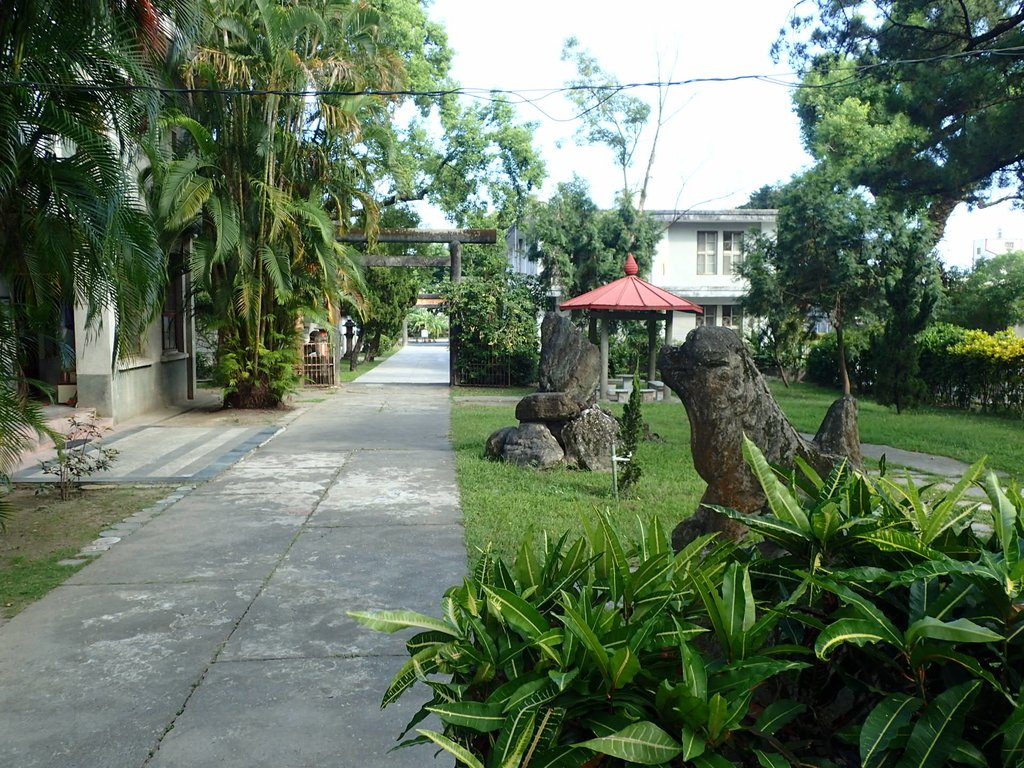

left=301, top=342, right=337, bottom=386
left=454, top=355, right=512, bottom=387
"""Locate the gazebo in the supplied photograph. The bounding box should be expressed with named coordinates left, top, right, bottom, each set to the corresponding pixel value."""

left=559, top=253, right=703, bottom=400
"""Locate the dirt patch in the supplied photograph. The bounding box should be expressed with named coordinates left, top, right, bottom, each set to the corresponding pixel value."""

left=1, top=484, right=172, bottom=562
left=163, top=387, right=337, bottom=428
left=0, top=484, right=175, bottom=619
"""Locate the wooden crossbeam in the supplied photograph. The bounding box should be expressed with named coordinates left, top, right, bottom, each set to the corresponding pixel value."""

left=338, top=228, right=497, bottom=244
left=361, top=255, right=450, bottom=267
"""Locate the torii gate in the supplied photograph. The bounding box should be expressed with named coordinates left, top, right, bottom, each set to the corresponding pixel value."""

left=337, top=228, right=498, bottom=385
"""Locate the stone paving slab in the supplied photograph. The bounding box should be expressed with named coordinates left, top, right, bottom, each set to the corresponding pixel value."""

left=0, top=581, right=260, bottom=768
left=147, top=656, right=443, bottom=768
left=13, top=424, right=282, bottom=483
left=353, top=342, right=450, bottom=385
left=66, top=501, right=305, bottom=585
left=219, top=523, right=466, bottom=661
left=267, top=389, right=451, bottom=453
left=312, top=449, right=461, bottom=526
left=0, top=352, right=467, bottom=767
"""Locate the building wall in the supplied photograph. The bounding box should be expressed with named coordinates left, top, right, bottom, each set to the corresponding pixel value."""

left=650, top=209, right=777, bottom=343
left=74, top=282, right=194, bottom=423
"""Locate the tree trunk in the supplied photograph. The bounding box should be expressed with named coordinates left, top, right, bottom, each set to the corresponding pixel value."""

left=836, top=323, right=852, bottom=396
left=774, top=350, right=791, bottom=387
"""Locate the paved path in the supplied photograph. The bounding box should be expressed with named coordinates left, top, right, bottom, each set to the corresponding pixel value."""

left=354, top=341, right=450, bottom=384
left=0, top=349, right=461, bottom=766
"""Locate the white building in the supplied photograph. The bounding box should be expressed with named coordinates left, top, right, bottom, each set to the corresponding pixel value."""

left=648, top=209, right=777, bottom=341
left=971, top=234, right=1021, bottom=267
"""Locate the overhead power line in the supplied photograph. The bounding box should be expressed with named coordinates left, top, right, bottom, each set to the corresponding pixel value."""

left=1, top=43, right=1021, bottom=111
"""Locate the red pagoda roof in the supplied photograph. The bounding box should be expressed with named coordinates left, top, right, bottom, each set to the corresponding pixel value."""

left=559, top=254, right=703, bottom=313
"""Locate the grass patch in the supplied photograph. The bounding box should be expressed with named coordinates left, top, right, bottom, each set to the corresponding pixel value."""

left=452, top=386, right=535, bottom=399
left=452, top=382, right=1023, bottom=562
left=0, top=484, right=173, bottom=618
left=451, top=400, right=702, bottom=563
left=769, top=381, right=1024, bottom=478
left=337, top=347, right=397, bottom=384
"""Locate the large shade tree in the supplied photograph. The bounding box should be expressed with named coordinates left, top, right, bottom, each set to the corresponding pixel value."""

left=780, top=0, right=1024, bottom=233
left=525, top=176, right=662, bottom=302
left=939, top=250, right=1024, bottom=332
left=757, top=167, right=879, bottom=395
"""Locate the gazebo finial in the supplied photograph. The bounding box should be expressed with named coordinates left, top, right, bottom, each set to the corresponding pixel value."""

left=624, top=253, right=638, bottom=277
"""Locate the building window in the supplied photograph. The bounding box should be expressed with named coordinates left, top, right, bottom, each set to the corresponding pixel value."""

left=723, top=231, right=744, bottom=274
left=163, top=251, right=186, bottom=353
left=722, top=304, right=743, bottom=330
left=697, top=231, right=717, bottom=274
left=696, top=305, right=718, bottom=327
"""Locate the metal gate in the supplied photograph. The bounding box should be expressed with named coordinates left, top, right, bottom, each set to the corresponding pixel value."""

left=301, top=341, right=337, bottom=386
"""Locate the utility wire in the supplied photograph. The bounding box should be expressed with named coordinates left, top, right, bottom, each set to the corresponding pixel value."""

left=1, top=43, right=1021, bottom=114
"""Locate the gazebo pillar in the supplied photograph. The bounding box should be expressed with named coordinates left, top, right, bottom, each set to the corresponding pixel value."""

left=647, top=318, right=658, bottom=383
left=599, top=316, right=609, bottom=401
left=559, top=255, right=703, bottom=401
left=665, top=311, right=674, bottom=346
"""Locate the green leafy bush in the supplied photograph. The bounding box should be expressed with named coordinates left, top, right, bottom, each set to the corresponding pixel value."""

left=712, top=439, right=1024, bottom=767
left=446, top=273, right=539, bottom=387
left=217, top=330, right=299, bottom=408
left=917, top=323, right=971, bottom=409
left=805, top=329, right=875, bottom=392
left=617, top=370, right=644, bottom=493
left=351, top=514, right=810, bottom=767
left=356, top=440, right=1024, bottom=767
left=608, top=323, right=655, bottom=379
left=917, top=323, right=1024, bottom=415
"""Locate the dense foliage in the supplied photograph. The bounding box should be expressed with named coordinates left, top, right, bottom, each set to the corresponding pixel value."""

left=0, top=0, right=200, bottom=502
left=807, top=323, right=1024, bottom=417
left=356, top=441, right=1024, bottom=767
left=617, top=370, right=644, bottom=493
left=939, top=252, right=1024, bottom=333
left=357, top=268, right=421, bottom=359
left=445, top=271, right=540, bottom=387
left=525, top=177, right=662, bottom=302
left=781, top=0, right=1024, bottom=231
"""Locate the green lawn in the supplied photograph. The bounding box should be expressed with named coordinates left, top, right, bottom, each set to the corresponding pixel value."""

left=451, top=400, right=703, bottom=562
left=451, top=383, right=1022, bottom=563
left=769, top=381, right=1023, bottom=478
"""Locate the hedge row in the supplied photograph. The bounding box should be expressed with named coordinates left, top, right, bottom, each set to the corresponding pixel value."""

left=805, top=323, right=1024, bottom=416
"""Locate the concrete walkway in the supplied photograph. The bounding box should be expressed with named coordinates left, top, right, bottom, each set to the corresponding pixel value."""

left=0, top=347, right=461, bottom=766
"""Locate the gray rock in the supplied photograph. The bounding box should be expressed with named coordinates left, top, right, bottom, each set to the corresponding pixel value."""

left=813, top=395, right=863, bottom=470
left=485, top=426, right=517, bottom=459
left=515, top=392, right=582, bottom=423
left=659, top=326, right=840, bottom=548
left=501, top=423, right=564, bottom=470
left=562, top=407, right=619, bottom=471
left=538, top=312, right=600, bottom=408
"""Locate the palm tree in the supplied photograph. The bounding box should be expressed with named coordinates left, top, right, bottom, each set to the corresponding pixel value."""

left=149, top=0, right=405, bottom=407
left=0, top=0, right=200, bottom=495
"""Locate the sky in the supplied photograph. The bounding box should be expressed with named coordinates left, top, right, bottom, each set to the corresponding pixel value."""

left=426, top=0, right=1024, bottom=269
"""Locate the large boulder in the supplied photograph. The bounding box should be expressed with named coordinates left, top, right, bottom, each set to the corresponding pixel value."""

left=538, top=312, right=600, bottom=408
left=813, top=395, right=863, bottom=469
left=484, top=426, right=517, bottom=460
left=658, top=326, right=846, bottom=548
left=500, top=423, right=565, bottom=470
left=562, top=406, right=619, bottom=471
left=515, top=392, right=582, bottom=423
